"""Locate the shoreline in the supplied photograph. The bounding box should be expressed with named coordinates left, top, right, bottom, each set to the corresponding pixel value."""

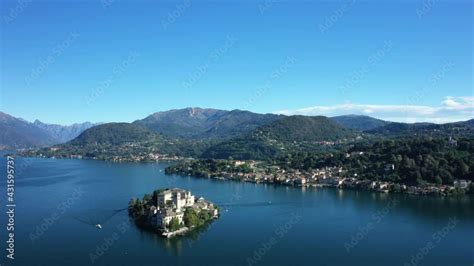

left=9, top=154, right=473, bottom=197
left=162, top=227, right=189, bottom=238
left=8, top=153, right=189, bottom=164
left=130, top=216, right=220, bottom=239
left=165, top=170, right=473, bottom=198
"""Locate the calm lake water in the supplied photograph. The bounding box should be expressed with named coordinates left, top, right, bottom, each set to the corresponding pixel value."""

left=0, top=155, right=473, bottom=266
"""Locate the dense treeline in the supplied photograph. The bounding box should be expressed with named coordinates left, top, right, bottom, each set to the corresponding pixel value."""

left=70, top=123, right=156, bottom=146
left=201, top=116, right=355, bottom=160
left=201, top=137, right=281, bottom=160
left=165, top=159, right=254, bottom=177
left=366, top=119, right=474, bottom=137
left=255, top=115, right=354, bottom=141
left=275, top=137, right=474, bottom=185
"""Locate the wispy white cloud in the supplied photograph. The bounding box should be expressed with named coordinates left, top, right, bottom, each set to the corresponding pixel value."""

left=273, top=96, right=474, bottom=123
left=441, top=96, right=474, bottom=110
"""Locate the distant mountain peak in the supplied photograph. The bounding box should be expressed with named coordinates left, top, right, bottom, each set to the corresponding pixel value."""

left=33, top=119, right=96, bottom=128
left=0, top=111, right=15, bottom=122
left=0, top=112, right=98, bottom=149
left=134, top=108, right=281, bottom=139
left=33, top=120, right=98, bottom=143
left=0, top=112, right=57, bottom=149
left=185, top=107, right=212, bottom=117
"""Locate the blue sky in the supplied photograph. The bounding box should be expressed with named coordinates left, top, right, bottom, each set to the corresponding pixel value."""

left=1, top=0, right=472, bottom=124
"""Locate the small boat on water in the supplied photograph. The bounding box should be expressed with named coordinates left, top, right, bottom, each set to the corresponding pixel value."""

left=95, top=224, right=102, bottom=229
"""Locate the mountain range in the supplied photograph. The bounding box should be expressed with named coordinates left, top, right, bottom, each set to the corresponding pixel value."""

left=0, top=111, right=97, bottom=149
left=2, top=108, right=473, bottom=155
left=33, top=120, right=99, bottom=143
left=133, top=107, right=282, bottom=139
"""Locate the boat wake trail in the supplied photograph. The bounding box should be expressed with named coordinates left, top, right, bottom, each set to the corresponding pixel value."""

left=72, top=208, right=128, bottom=227
left=217, top=201, right=290, bottom=208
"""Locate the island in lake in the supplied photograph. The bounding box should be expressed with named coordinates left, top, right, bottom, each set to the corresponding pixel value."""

left=128, top=188, right=219, bottom=238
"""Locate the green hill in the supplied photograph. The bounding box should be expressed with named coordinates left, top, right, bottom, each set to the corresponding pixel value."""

left=366, top=119, right=474, bottom=137
left=331, top=115, right=389, bottom=131
left=202, top=116, right=355, bottom=160
left=28, top=122, right=215, bottom=160
left=255, top=115, right=354, bottom=141
left=70, top=123, right=157, bottom=145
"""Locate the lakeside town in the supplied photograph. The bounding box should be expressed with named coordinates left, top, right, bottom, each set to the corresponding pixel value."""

left=165, top=160, right=474, bottom=197
left=28, top=148, right=185, bottom=162
left=128, top=188, right=219, bottom=238
left=25, top=145, right=473, bottom=197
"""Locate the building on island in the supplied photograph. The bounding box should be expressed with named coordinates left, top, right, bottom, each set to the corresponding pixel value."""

left=453, top=179, right=470, bottom=189
left=146, top=188, right=218, bottom=231
left=156, top=188, right=195, bottom=212
left=129, top=187, right=220, bottom=238
left=156, top=209, right=185, bottom=228
left=153, top=188, right=195, bottom=229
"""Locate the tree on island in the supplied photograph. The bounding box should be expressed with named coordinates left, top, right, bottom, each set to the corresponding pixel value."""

left=129, top=198, right=146, bottom=217
left=199, top=210, right=211, bottom=221
left=169, top=217, right=182, bottom=232
left=183, top=207, right=214, bottom=228
left=184, top=208, right=200, bottom=227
